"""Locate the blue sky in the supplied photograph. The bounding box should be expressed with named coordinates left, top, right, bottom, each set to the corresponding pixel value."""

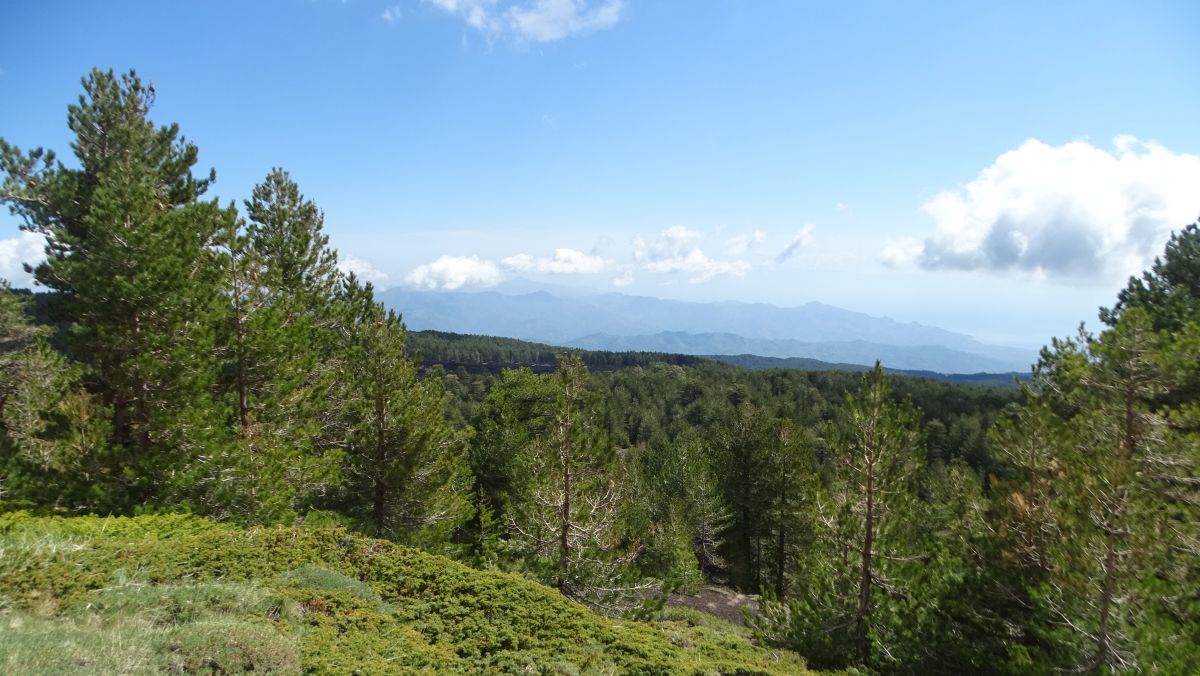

left=2, top=0, right=1199, bottom=346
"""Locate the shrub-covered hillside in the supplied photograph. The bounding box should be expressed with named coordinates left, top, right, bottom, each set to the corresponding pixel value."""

left=0, top=512, right=809, bottom=674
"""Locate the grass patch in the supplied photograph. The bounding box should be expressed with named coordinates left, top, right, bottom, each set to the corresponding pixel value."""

left=0, top=580, right=298, bottom=675
left=1, top=610, right=163, bottom=674
left=162, top=618, right=299, bottom=674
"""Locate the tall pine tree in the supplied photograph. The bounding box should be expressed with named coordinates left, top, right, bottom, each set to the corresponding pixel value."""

left=0, top=69, right=227, bottom=509
left=201, top=170, right=344, bottom=522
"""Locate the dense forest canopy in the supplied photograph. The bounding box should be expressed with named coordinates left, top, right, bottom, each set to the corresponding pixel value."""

left=1, top=70, right=1197, bottom=673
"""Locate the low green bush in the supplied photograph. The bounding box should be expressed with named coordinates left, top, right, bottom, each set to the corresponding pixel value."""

left=275, top=565, right=384, bottom=610
left=0, top=512, right=811, bottom=674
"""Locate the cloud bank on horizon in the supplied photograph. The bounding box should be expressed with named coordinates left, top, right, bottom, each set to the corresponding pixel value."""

left=502, top=248, right=607, bottom=275
left=393, top=137, right=1200, bottom=293
left=398, top=225, right=765, bottom=291
left=884, top=136, right=1200, bottom=281
left=338, top=255, right=391, bottom=287
left=3, top=138, right=1198, bottom=298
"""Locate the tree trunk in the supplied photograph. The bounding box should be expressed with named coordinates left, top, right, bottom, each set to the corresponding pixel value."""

left=856, top=464, right=875, bottom=666
left=371, top=380, right=387, bottom=533
left=234, top=294, right=250, bottom=438
left=775, top=486, right=787, bottom=597
left=557, top=394, right=573, bottom=595
left=1091, top=542, right=1118, bottom=672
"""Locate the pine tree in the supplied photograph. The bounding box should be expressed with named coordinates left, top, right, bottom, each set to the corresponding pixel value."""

left=711, top=399, right=814, bottom=595
left=981, top=398, right=1069, bottom=670
left=1105, top=219, right=1200, bottom=333
left=762, top=419, right=816, bottom=598
left=0, top=285, right=107, bottom=505
left=712, top=398, right=775, bottom=592
left=508, top=354, right=657, bottom=614
left=628, top=431, right=728, bottom=592
left=339, top=277, right=470, bottom=550
left=199, top=170, right=344, bottom=522
left=757, top=362, right=940, bottom=671
left=1000, top=310, right=1200, bottom=672
left=830, top=363, right=924, bottom=667
left=0, top=69, right=227, bottom=508
left=465, top=366, right=557, bottom=566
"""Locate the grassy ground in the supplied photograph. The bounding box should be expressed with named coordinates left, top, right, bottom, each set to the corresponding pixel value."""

left=0, top=511, right=810, bottom=674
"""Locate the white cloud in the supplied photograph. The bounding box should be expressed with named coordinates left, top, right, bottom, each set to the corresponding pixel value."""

left=381, top=5, right=402, bottom=23
left=633, top=225, right=703, bottom=264
left=725, top=229, right=765, bottom=256
left=501, top=247, right=607, bottom=274
left=611, top=268, right=634, bottom=287
left=508, top=0, right=622, bottom=42
left=404, top=255, right=502, bottom=290
left=634, top=226, right=750, bottom=284
left=880, top=236, right=923, bottom=268
left=891, top=137, right=1200, bottom=279
left=776, top=224, right=815, bottom=263
left=428, top=0, right=623, bottom=42
left=338, top=255, right=390, bottom=288
left=429, top=0, right=500, bottom=33
left=0, top=232, right=46, bottom=288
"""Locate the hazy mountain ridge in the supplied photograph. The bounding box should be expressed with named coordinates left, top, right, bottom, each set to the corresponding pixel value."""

left=704, top=353, right=1027, bottom=388
left=381, top=286, right=1038, bottom=374
left=565, top=331, right=1030, bottom=374
left=405, top=329, right=1026, bottom=386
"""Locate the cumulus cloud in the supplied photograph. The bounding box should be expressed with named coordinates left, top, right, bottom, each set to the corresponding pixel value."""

left=0, top=232, right=46, bottom=288
left=428, top=0, right=623, bottom=42
left=611, top=268, right=634, bottom=287
left=634, top=226, right=750, bottom=283
left=636, top=225, right=702, bottom=259
left=725, top=229, right=765, bottom=256
left=776, top=224, right=815, bottom=263
left=501, top=247, right=607, bottom=274
left=404, top=255, right=502, bottom=290
left=338, top=255, right=390, bottom=288
left=879, top=236, right=923, bottom=268
left=887, top=137, right=1200, bottom=279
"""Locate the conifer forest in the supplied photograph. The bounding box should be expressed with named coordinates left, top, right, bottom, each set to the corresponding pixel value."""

left=1, top=70, right=1198, bottom=674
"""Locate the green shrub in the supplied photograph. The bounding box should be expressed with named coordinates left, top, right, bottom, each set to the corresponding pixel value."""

left=275, top=565, right=384, bottom=610
left=0, top=510, right=219, bottom=540
left=0, top=512, right=810, bottom=674
left=293, top=593, right=459, bottom=673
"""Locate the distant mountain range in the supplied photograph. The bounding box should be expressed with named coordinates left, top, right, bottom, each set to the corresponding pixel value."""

left=379, top=284, right=1038, bottom=375
left=565, top=332, right=1025, bottom=374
